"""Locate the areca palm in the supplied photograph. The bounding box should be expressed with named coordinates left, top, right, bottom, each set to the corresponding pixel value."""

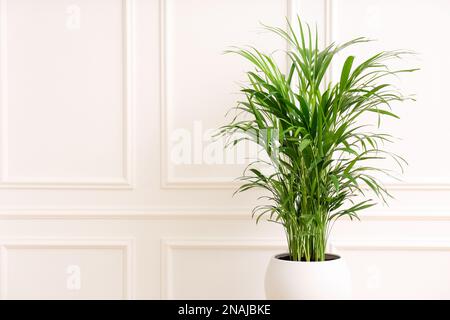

left=218, top=17, right=417, bottom=261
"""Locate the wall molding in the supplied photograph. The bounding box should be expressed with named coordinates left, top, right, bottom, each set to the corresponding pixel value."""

left=0, top=0, right=135, bottom=190
left=322, top=0, right=450, bottom=191
left=159, top=0, right=294, bottom=189
left=159, top=0, right=450, bottom=191
left=160, top=237, right=450, bottom=299
left=330, top=239, right=450, bottom=253
left=0, top=237, right=136, bottom=300
left=0, top=207, right=449, bottom=220
left=160, top=238, right=286, bottom=299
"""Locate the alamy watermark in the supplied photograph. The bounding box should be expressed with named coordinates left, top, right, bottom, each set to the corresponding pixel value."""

left=168, top=121, right=280, bottom=167
left=66, top=4, right=81, bottom=30
left=66, top=264, right=81, bottom=290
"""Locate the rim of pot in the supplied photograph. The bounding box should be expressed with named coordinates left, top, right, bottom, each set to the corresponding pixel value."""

left=273, top=253, right=341, bottom=262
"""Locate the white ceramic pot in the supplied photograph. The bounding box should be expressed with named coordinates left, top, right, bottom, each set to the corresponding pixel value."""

left=265, top=253, right=351, bottom=300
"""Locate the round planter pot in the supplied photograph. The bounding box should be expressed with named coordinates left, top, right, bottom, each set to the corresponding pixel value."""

left=265, top=253, right=352, bottom=300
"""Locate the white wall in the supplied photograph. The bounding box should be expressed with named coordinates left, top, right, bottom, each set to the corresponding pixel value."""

left=0, top=0, right=449, bottom=299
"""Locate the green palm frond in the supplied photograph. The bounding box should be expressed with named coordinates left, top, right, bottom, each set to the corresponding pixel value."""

left=218, top=17, right=417, bottom=261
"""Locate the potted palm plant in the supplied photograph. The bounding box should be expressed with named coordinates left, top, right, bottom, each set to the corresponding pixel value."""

left=218, top=17, right=416, bottom=300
